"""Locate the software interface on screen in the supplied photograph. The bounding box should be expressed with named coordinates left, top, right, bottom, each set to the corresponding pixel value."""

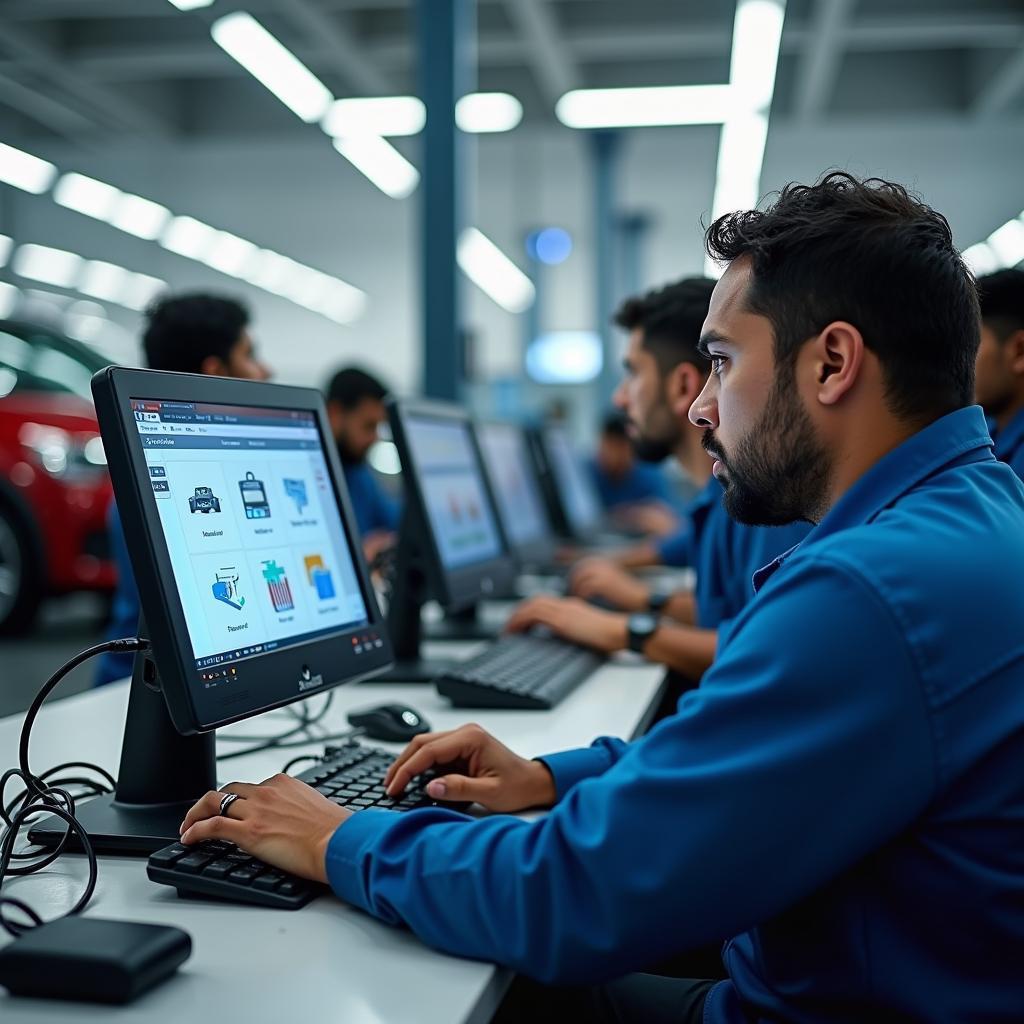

left=404, top=415, right=503, bottom=571
left=478, top=424, right=549, bottom=549
left=131, top=398, right=368, bottom=670
left=545, top=428, right=602, bottom=532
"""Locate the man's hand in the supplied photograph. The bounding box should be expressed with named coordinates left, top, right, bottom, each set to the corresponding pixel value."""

left=384, top=723, right=556, bottom=813
left=570, top=557, right=651, bottom=611
left=613, top=502, right=680, bottom=538
left=363, top=530, right=396, bottom=565
left=179, top=774, right=352, bottom=882
left=505, top=596, right=629, bottom=654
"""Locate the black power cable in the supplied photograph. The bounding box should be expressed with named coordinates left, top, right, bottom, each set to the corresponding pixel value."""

left=0, top=637, right=149, bottom=939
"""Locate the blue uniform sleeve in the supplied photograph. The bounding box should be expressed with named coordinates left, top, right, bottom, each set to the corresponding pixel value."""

left=537, top=735, right=629, bottom=799
left=368, top=474, right=400, bottom=532
left=655, top=525, right=692, bottom=567
left=324, top=555, right=936, bottom=985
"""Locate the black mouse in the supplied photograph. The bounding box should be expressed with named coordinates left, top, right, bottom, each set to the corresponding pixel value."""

left=347, top=703, right=431, bottom=743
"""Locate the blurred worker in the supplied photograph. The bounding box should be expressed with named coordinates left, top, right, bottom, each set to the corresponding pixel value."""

left=509, top=277, right=810, bottom=680
left=975, top=268, right=1024, bottom=479
left=588, top=411, right=681, bottom=537
left=324, top=367, right=399, bottom=563
left=95, top=293, right=270, bottom=686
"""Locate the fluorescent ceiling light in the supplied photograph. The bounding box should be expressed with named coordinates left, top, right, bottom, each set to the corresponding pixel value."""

left=211, top=12, right=332, bottom=123
left=13, top=243, right=83, bottom=288
left=204, top=231, right=259, bottom=277
left=315, top=285, right=368, bottom=325
left=167, top=0, right=215, bottom=9
left=53, top=172, right=121, bottom=220
left=78, top=260, right=131, bottom=303
left=710, top=111, right=769, bottom=221
left=555, top=84, right=735, bottom=129
left=121, top=272, right=167, bottom=312
left=986, top=218, right=1024, bottom=267
left=0, top=142, right=58, bottom=195
left=332, top=135, right=419, bottom=199
left=456, top=92, right=522, bottom=133
left=730, top=0, right=787, bottom=112
left=457, top=227, right=535, bottom=314
left=526, top=330, right=603, bottom=384
left=323, top=96, right=425, bottom=138
left=0, top=282, right=18, bottom=319
left=110, top=192, right=171, bottom=240
left=962, top=242, right=999, bottom=276
left=161, top=215, right=220, bottom=259
left=0, top=234, right=12, bottom=268
left=243, top=249, right=302, bottom=295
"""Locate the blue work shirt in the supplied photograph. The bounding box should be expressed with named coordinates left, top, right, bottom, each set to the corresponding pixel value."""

left=342, top=461, right=400, bottom=536
left=588, top=458, right=679, bottom=512
left=655, top=476, right=809, bottom=628
left=988, top=406, right=1024, bottom=480
left=94, top=503, right=138, bottom=687
left=324, top=406, right=1024, bottom=1022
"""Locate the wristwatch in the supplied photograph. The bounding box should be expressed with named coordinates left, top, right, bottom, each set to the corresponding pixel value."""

left=648, top=590, right=671, bottom=614
left=627, top=613, right=660, bottom=654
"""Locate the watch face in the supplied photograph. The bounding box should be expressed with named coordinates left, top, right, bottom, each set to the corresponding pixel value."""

left=631, top=614, right=658, bottom=633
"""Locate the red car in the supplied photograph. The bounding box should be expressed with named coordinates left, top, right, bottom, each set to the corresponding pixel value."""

left=0, top=319, right=115, bottom=634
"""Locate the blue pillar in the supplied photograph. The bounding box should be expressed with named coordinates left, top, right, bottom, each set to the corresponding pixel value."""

left=417, top=0, right=474, bottom=401
left=524, top=234, right=543, bottom=366
left=618, top=212, right=652, bottom=302
left=591, top=130, right=621, bottom=409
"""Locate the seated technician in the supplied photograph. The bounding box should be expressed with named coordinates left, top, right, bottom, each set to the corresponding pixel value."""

left=95, top=293, right=270, bottom=686
left=324, top=366, right=400, bottom=563
left=182, top=172, right=1024, bottom=1023
left=975, top=268, right=1024, bottom=478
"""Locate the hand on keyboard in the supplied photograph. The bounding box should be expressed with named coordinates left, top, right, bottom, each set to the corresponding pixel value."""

left=384, top=723, right=557, bottom=813
left=505, top=595, right=629, bottom=654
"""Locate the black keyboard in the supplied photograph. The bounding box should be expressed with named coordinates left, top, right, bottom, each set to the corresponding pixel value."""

left=434, top=633, right=603, bottom=710
left=147, top=743, right=456, bottom=909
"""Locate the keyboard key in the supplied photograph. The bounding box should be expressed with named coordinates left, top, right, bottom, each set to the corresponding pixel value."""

left=252, top=873, right=285, bottom=892
left=149, top=843, right=190, bottom=867
left=277, top=880, right=305, bottom=897
left=202, top=859, right=234, bottom=879
left=175, top=852, right=213, bottom=874
left=227, top=866, right=259, bottom=884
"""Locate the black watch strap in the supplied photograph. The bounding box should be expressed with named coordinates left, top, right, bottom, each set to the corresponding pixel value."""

left=627, top=613, right=660, bottom=654
left=648, top=591, right=671, bottom=614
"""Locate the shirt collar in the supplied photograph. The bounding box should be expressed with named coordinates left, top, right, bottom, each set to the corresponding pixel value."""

left=990, top=406, right=1024, bottom=462
left=751, top=406, right=994, bottom=593
left=687, top=474, right=721, bottom=514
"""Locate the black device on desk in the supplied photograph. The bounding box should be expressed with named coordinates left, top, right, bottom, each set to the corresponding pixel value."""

left=29, top=367, right=397, bottom=857
left=377, top=398, right=518, bottom=679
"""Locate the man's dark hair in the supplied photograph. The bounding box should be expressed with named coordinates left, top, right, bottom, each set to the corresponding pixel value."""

left=704, top=171, right=980, bottom=423
left=613, top=277, right=715, bottom=375
left=600, top=411, right=630, bottom=439
left=143, top=293, right=249, bottom=374
left=977, top=268, right=1024, bottom=343
left=325, top=366, right=389, bottom=409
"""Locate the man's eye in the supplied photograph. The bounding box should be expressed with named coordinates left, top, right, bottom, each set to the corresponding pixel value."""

left=710, top=355, right=727, bottom=375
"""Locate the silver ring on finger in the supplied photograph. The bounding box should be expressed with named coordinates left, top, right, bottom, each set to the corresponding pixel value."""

left=219, top=792, right=242, bottom=817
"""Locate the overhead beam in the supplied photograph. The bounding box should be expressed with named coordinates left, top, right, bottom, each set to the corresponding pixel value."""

left=794, top=0, right=855, bottom=120
left=0, top=69, right=100, bottom=139
left=501, top=0, right=578, bottom=104
left=974, top=45, right=1024, bottom=117
left=275, top=0, right=391, bottom=95
left=0, top=21, right=170, bottom=137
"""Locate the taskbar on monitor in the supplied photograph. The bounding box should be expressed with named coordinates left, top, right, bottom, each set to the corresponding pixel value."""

left=194, top=619, right=377, bottom=672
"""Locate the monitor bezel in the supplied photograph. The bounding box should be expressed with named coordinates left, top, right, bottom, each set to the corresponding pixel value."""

left=476, top=419, right=557, bottom=568
left=93, top=366, right=393, bottom=735
left=539, top=424, right=604, bottom=539
left=387, top=397, right=517, bottom=610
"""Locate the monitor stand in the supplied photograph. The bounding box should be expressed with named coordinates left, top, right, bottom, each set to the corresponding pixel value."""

left=423, top=602, right=498, bottom=642
left=29, top=628, right=217, bottom=857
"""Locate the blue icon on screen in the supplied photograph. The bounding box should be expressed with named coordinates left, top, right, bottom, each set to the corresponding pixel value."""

left=284, top=478, right=308, bottom=514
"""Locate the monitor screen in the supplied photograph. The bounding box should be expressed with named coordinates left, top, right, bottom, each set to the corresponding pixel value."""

left=477, top=422, right=550, bottom=550
left=130, top=397, right=369, bottom=672
left=402, top=414, right=504, bottom=571
left=544, top=426, right=602, bottom=534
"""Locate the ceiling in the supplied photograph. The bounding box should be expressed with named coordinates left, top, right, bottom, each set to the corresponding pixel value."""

left=1, top=0, right=1023, bottom=146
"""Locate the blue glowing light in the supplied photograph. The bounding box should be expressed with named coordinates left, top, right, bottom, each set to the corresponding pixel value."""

left=526, top=330, right=602, bottom=384
left=527, top=227, right=573, bottom=266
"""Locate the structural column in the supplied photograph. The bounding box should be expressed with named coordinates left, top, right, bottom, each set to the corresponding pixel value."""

left=591, top=130, right=622, bottom=408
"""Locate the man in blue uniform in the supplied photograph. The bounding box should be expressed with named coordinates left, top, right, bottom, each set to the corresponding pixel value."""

left=975, top=268, right=1024, bottom=478
left=182, top=174, right=1024, bottom=1023
left=324, top=366, right=399, bottom=563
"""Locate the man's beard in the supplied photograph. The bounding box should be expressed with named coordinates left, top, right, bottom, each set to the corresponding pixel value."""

left=702, top=376, right=831, bottom=526
left=629, top=401, right=680, bottom=464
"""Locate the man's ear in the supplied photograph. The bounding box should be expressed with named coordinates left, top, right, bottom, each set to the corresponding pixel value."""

left=668, top=363, right=705, bottom=418
left=199, top=355, right=228, bottom=377
left=811, top=321, right=865, bottom=407
left=1005, top=329, right=1024, bottom=377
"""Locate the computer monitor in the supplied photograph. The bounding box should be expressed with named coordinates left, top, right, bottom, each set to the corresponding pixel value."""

left=476, top=421, right=556, bottom=568
left=381, top=398, right=517, bottom=680
left=532, top=425, right=604, bottom=541
left=30, top=367, right=392, bottom=854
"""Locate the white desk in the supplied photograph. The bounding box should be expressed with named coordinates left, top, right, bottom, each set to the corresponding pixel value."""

left=0, top=644, right=665, bottom=1024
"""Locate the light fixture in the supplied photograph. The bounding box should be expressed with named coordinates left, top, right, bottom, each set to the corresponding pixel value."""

left=527, top=227, right=572, bottom=266
left=368, top=440, right=402, bottom=475
left=0, top=282, right=18, bottom=319
left=12, top=244, right=83, bottom=288
left=120, top=272, right=167, bottom=312
left=986, top=218, right=1024, bottom=268
left=526, top=331, right=603, bottom=384
left=160, top=215, right=220, bottom=260
left=331, top=136, right=420, bottom=199
left=53, top=172, right=122, bottom=220
left=167, top=0, right=215, bottom=8
left=962, top=242, right=999, bottom=276
left=211, top=12, right=332, bottom=123
left=555, top=84, right=736, bottom=130
left=110, top=193, right=171, bottom=240
left=455, top=92, right=522, bottom=133
left=322, top=96, right=425, bottom=138
left=0, top=234, right=12, bottom=268
left=203, top=231, right=260, bottom=277
left=457, top=228, right=535, bottom=314
left=0, top=142, right=58, bottom=195
left=78, top=260, right=131, bottom=303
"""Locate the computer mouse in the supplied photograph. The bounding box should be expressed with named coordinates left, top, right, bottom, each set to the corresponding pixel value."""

left=347, top=703, right=431, bottom=743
